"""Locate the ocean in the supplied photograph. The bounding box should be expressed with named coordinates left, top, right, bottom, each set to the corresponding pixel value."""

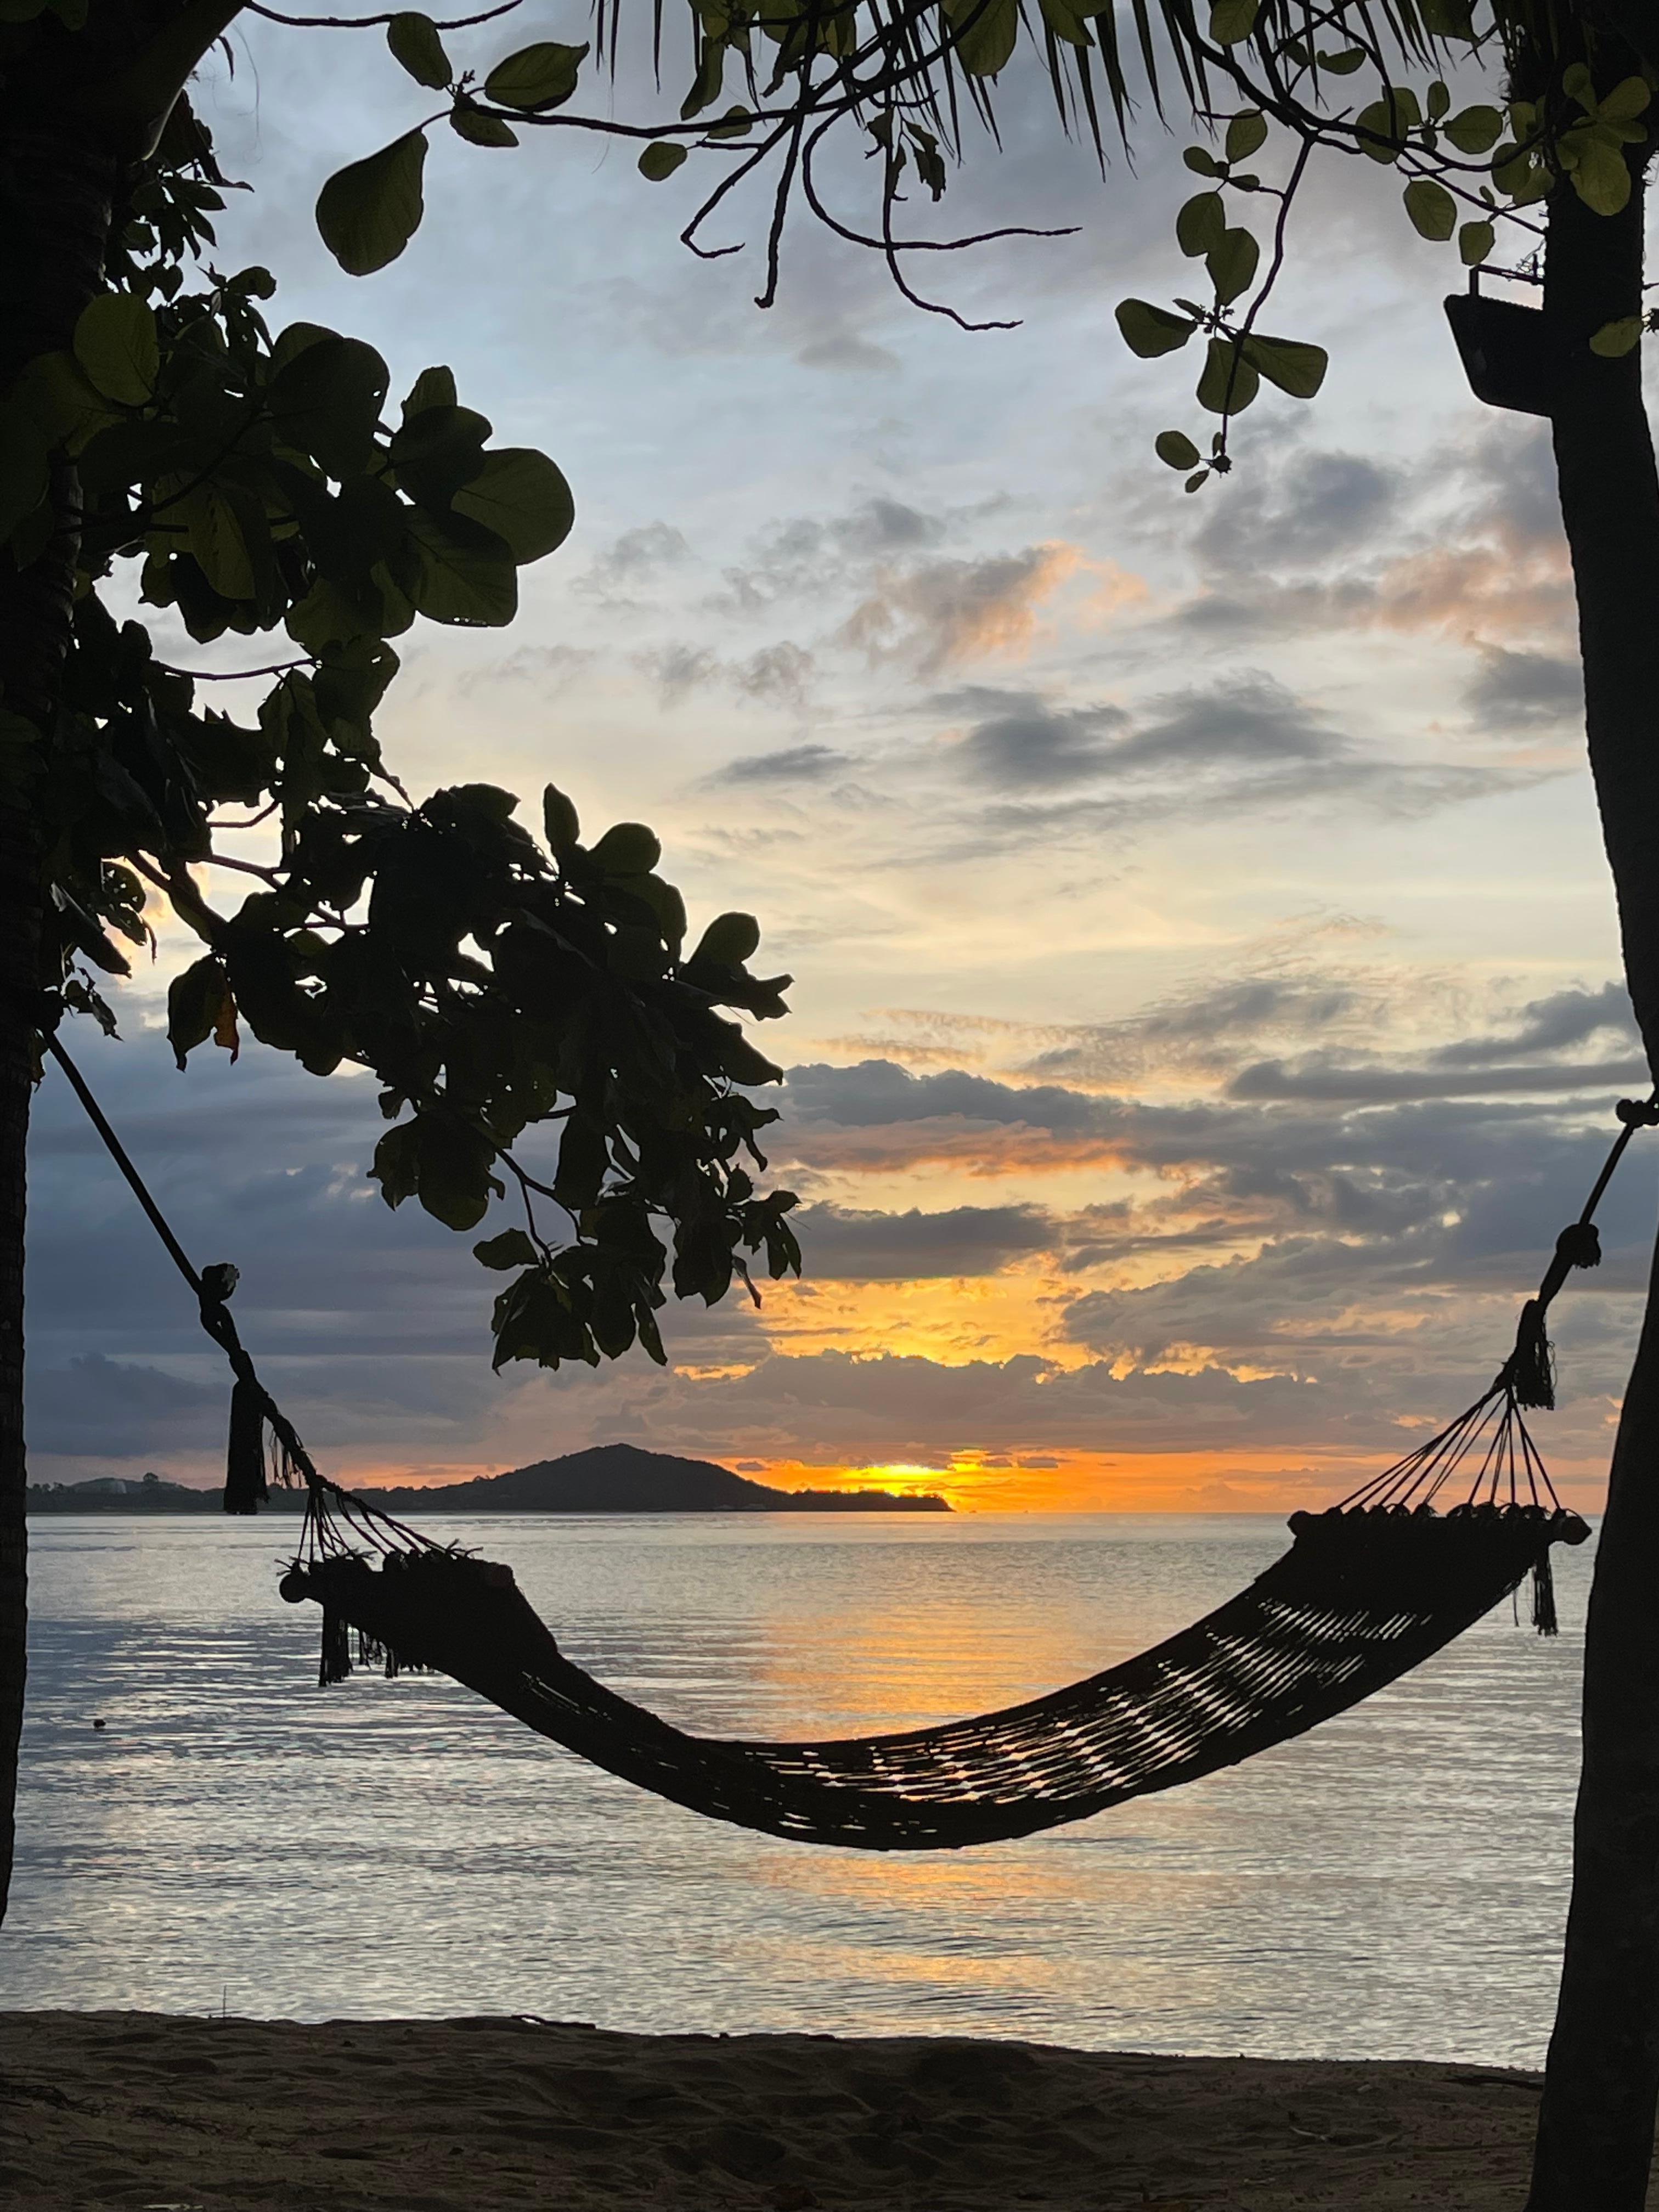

left=7, top=1511, right=1590, bottom=2066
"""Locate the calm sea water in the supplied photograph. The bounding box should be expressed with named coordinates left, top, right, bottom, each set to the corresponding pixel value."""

left=6, top=1511, right=1592, bottom=2065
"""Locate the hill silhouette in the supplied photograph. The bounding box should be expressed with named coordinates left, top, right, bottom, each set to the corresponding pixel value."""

left=341, top=1443, right=949, bottom=1514
left=27, top=1444, right=949, bottom=1515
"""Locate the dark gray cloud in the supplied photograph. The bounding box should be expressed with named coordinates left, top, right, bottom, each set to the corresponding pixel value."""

left=1200, top=450, right=1402, bottom=573
left=794, top=1203, right=1052, bottom=1279
left=717, top=743, right=851, bottom=785
left=1231, top=1057, right=1648, bottom=1104
left=943, top=691, right=1131, bottom=789
left=1432, top=982, right=1637, bottom=1068
left=1465, top=642, right=1583, bottom=731
left=27, top=1354, right=222, bottom=1459
left=930, top=674, right=1334, bottom=801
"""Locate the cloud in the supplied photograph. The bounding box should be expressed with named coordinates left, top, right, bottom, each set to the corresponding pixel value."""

left=1465, top=642, right=1584, bottom=732
left=942, top=690, right=1131, bottom=788
left=840, top=544, right=1081, bottom=673
left=640, top=639, right=817, bottom=710
left=27, top=1354, right=223, bottom=1458
left=577, top=520, right=692, bottom=601
left=1199, top=449, right=1402, bottom=571
left=793, top=1202, right=1054, bottom=1279
left=716, top=742, right=851, bottom=784
left=1432, top=982, right=1636, bottom=1068
left=1230, top=1057, right=1648, bottom=1104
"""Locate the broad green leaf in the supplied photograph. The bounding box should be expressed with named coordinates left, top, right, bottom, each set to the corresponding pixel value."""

left=450, top=448, right=575, bottom=563
left=543, top=783, right=580, bottom=854
left=315, top=131, right=428, bottom=276
left=403, top=507, right=518, bottom=624
left=1403, top=177, right=1457, bottom=241
left=402, top=365, right=458, bottom=421
left=591, top=822, right=662, bottom=876
left=1590, top=317, right=1644, bottom=358
left=1208, top=0, right=1256, bottom=44
left=1443, top=105, right=1502, bottom=154
left=1195, top=336, right=1259, bottom=415
left=483, top=38, right=588, bottom=110
left=1175, top=191, right=1226, bottom=257
left=450, top=105, right=519, bottom=147
left=1319, top=46, right=1365, bottom=72
left=1570, top=138, right=1632, bottom=216
left=1155, top=430, right=1202, bottom=470
left=1185, top=470, right=1210, bottom=492
left=390, top=402, right=492, bottom=506
left=943, top=0, right=1018, bottom=76
left=268, top=335, right=390, bottom=478
left=73, top=294, right=159, bottom=405
left=475, top=1227, right=540, bottom=1270
left=1600, top=77, right=1652, bottom=126
left=1225, top=110, right=1267, bottom=161
left=694, top=911, right=761, bottom=965
left=1115, top=298, right=1197, bottom=358
left=1240, top=330, right=1328, bottom=398
left=1182, top=146, right=1223, bottom=177
left=1458, top=219, right=1494, bottom=267
left=180, top=486, right=255, bottom=600
left=1561, top=62, right=1595, bottom=113
left=1206, top=225, right=1259, bottom=304
left=1426, top=80, right=1451, bottom=121
left=1355, top=89, right=1420, bottom=162
left=387, top=11, right=450, bottom=86
left=639, top=142, right=689, bottom=181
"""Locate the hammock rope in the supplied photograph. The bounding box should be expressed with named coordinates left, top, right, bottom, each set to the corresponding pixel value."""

left=42, top=1028, right=1653, bottom=1853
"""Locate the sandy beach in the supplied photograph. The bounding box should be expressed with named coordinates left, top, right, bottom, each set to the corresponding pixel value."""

left=0, top=2010, right=1609, bottom=2210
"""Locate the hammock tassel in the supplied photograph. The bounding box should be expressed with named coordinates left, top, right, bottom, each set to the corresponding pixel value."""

left=223, top=1379, right=269, bottom=1514
left=1532, top=1550, right=1560, bottom=1637
left=1509, top=1299, right=1556, bottom=1411
left=319, top=1605, right=353, bottom=1687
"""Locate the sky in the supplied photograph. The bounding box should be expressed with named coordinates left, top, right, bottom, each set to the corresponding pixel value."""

left=25, top=4, right=1659, bottom=1511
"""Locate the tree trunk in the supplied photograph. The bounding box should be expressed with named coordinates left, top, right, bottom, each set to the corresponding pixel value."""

left=1527, top=166, right=1659, bottom=2210
left=0, top=120, right=122, bottom=1925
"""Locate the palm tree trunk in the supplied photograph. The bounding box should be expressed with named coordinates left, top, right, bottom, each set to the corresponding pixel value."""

left=1527, top=166, right=1659, bottom=2210
left=0, top=122, right=121, bottom=1924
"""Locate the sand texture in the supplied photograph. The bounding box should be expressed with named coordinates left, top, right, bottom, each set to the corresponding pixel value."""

left=0, top=2011, right=1598, bottom=2210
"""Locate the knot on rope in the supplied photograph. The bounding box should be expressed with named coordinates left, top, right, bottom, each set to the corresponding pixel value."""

left=1617, top=1097, right=1659, bottom=1129
left=1555, top=1222, right=1602, bottom=1271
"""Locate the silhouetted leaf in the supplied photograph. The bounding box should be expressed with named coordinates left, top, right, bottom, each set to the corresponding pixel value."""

left=483, top=38, right=588, bottom=109
left=638, top=142, right=689, bottom=180
left=1403, top=177, right=1457, bottom=240
left=316, top=132, right=428, bottom=276
left=387, top=11, right=450, bottom=86
left=73, top=294, right=159, bottom=405
left=1116, top=300, right=1197, bottom=358
left=451, top=448, right=574, bottom=562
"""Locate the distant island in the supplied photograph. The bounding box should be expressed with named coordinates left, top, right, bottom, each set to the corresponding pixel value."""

left=26, top=1443, right=951, bottom=1516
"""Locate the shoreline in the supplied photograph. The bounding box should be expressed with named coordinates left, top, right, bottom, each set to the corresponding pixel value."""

left=0, top=2010, right=1584, bottom=2209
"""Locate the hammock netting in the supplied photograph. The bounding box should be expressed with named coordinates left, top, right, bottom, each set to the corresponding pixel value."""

left=276, top=1381, right=1588, bottom=1853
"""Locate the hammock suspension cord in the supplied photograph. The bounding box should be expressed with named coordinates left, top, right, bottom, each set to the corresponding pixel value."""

left=39, top=1024, right=1655, bottom=1852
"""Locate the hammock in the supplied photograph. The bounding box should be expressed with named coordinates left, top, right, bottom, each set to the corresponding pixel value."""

left=43, top=1034, right=1644, bottom=1854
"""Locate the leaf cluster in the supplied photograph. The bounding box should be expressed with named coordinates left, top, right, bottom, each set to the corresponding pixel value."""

left=5, top=94, right=798, bottom=1377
